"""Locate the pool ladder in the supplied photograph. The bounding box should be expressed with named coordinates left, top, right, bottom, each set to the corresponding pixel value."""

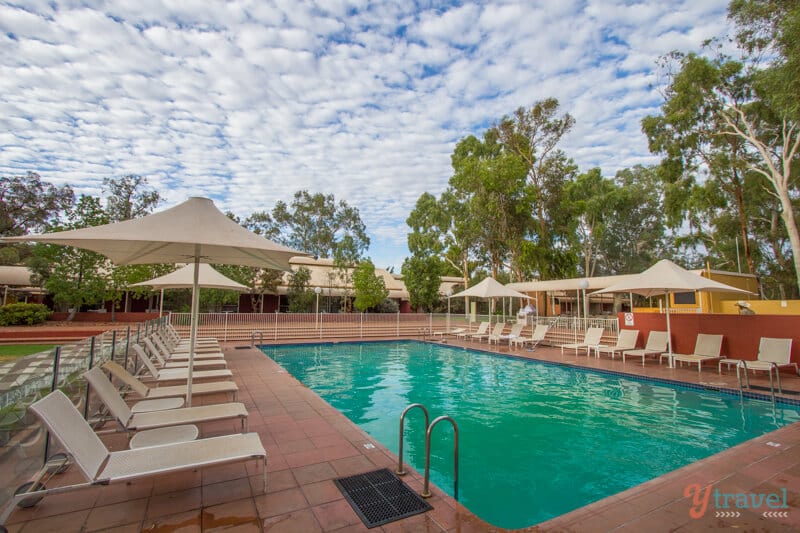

left=395, top=403, right=459, bottom=500
left=250, top=330, right=264, bottom=347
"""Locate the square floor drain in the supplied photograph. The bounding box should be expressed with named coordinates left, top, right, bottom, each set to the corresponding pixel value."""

left=333, top=468, right=432, bottom=528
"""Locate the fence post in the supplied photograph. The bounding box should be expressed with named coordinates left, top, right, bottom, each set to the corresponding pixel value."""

left=123, top=325, right=131, bottom=367
left=397, top=312, right=400, bottom=338
left=274, top=312, right=278, bottom=341
left=83, top=337, right=96, bottom=419
left=224, top=312, right=229, bottom=343
left=319, top=313, right=323, bottom=339
left=360, top=313, right=363, bottom=338
left=110, top=330, right=117, bottom=362
left=43, top=346, right=63, bottom=465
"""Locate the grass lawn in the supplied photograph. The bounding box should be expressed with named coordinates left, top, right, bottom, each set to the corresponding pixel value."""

left=0, top=344, right=55, bottom=361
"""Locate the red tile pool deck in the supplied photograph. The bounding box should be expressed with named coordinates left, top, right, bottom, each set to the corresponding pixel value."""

left=4, top=338, right=800, bottom=532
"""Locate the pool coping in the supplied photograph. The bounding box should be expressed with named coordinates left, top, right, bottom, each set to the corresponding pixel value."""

left=259, top=337, right=800, bottom=531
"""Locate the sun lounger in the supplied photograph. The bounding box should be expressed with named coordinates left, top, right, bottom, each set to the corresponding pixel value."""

left=156, top=329, right=222, bottom=354
left=151, top=334, right=224, bottom=360
left=458, top=321, right=489, bottom=340
left=103, top=361, right=239, bottom=401
left=84, top=367, right=249, bottom=433
left=561, top=327, right=604, bottom=356
left=133, top=345, right=233, bottom=383
left=622, top=331, right=668, bottom=365
left=165, top=325, right=219, bottom=349
left=510, top=324, right=549, bottom=350
left=432, top=327, right=467, bottom=338
left=477, top=322, right=505, bottom=343
left=144, top=338, right=226, bottom=370
left=737, top=337, right=797, bottom=393
left=0, top=390, right=266, bottom=526
left=490, top=322, right=524, bottom=345
left=668, top=334, right=724, bottom=372
left=595, top=329, right=639, bottom=359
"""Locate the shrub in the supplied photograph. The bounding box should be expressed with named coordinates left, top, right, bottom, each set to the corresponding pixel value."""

left=0, top=303, right=52, bottom=326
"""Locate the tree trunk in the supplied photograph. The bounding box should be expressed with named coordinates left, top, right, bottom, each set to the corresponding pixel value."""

left=778, top=192, right=800, bottom=291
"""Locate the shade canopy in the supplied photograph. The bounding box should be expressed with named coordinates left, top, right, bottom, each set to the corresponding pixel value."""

left=449, top=277, right=531, bottom=300
left=3, top=196, right=306, bottom=406
left=591, top=259, right=755, bottom=298
left=3, top=197, right=299, bottom=271
left=591, top=259, right=754, bottom=358
left=130, top=263, right=249, bottom=292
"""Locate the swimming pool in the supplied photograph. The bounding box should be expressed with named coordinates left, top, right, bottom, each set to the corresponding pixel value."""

left=261, top=341, right=800, bottom=528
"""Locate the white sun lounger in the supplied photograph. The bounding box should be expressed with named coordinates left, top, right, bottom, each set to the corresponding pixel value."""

left=476, top=322, right=505, bottom=343
left=668, top=333, right=724, bottom=372
left=0, top=390, right=266, bottom=527
left=622, top=331, right=668, bottom=365
left=457, top=321, right=489, bottom=340
left=165, top=325, right=220, bottom=349
left=595, top=329, right=639, bottom=359
left=84, top=367, right=249, bottom=433
left=103, top=361, right=239, bottom=402
left=510, top=324, right=549, bottom=350
left=432, top=327, right=467, bottom=338
left=156, top=329, right=222, bottom=354
left=561, top=327, right=604, bottom=356
left=151, top=334, right=225, bottom=361
left=143, top=338, right=226, bottom=370
left=133, top=345, right=233, bottom=383
left=737, top=337, right=796, bottom=393
left=490, top=322, right=524, bottom=345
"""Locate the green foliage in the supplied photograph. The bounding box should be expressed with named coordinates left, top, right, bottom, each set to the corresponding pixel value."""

left=352, top=260, right=388, bottom=312
left=287, top=266, right=314, bottom=312
left=402, top=255, right=442, bottom=311
left=27, top=195, right=112, bottom=312
left=0, top=303, right=51, bottom=326
left=102, top=175, right=160, bottom=222
left=249, top=190, right=370, bottom=260
left=0, top=172, right=74, bottom=265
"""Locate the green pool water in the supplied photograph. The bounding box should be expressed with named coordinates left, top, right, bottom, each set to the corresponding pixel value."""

left=261, top=341, right=800, bottom=528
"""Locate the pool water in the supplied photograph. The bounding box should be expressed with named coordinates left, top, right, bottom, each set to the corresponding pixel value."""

left=261, top=341, right=800, bottom=528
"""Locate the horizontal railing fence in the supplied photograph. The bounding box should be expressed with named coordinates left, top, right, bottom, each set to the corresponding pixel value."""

left=168, top=312, right=620, bottom=346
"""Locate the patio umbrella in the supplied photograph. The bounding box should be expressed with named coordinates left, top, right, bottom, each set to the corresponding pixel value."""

left=449, top=277, right=531, bottom=321
left=130, top=263, right=250, bottom=317
left=2, top=197, right=305, bottom=405
left=591, top=259, right=754, bottom=357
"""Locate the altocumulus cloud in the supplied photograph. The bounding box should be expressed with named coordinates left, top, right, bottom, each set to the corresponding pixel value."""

left=0, top=0, right=731, bottom=269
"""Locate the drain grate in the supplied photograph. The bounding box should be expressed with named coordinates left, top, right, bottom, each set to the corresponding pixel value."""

left=333, top=468, right=432, bottom=528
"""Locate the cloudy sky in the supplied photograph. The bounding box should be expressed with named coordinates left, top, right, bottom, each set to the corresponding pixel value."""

left=0, top=0, right=732, bottom=270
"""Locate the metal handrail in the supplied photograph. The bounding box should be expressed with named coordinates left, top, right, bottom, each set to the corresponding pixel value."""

left=250, top=330, right=264, bottom=347
left=738, top=360, right=778, bottom=406
left=395, top=403, right=429, bottom=476
left=421, top=415, right=459, bottom=501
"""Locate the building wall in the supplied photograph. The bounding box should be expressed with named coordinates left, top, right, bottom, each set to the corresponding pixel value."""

left=621, top=312, right=800, bottom=363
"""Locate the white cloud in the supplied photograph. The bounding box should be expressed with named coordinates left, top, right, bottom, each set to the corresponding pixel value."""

left=0, top=0, right=732, bottom=270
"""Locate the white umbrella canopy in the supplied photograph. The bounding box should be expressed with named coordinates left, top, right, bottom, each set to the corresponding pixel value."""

left=3, top=197, right=305, bottom=405
left=448, top=277, right=532, bottom=300
left=591, top=259, right=755, bottom=356
left=130, top=263, right=249, bottom=291
left=448, top=277, right=531, bottom=321
left=130, top=263, right=250, bottom=317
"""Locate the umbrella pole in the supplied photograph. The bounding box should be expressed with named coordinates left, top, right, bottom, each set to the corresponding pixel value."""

left=159, top=288, right=164, bottom=317
left=187, top=250, right=200, bottom=407
left=665, top=291, right=673, bottom=368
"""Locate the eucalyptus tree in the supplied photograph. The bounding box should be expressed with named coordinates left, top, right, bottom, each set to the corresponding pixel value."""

left=564, top=168, right=615, bottom=277
left=102, top=175, right=160, bottom=222
left=253, top=190, right=369, bottom=259
left=493, top=98, right=579, bottom=279
left=599, top=166, right=669, bottom=275
left=0, top=172, right=74, bottom=264
left=403, top=193, right=448, bottom=311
